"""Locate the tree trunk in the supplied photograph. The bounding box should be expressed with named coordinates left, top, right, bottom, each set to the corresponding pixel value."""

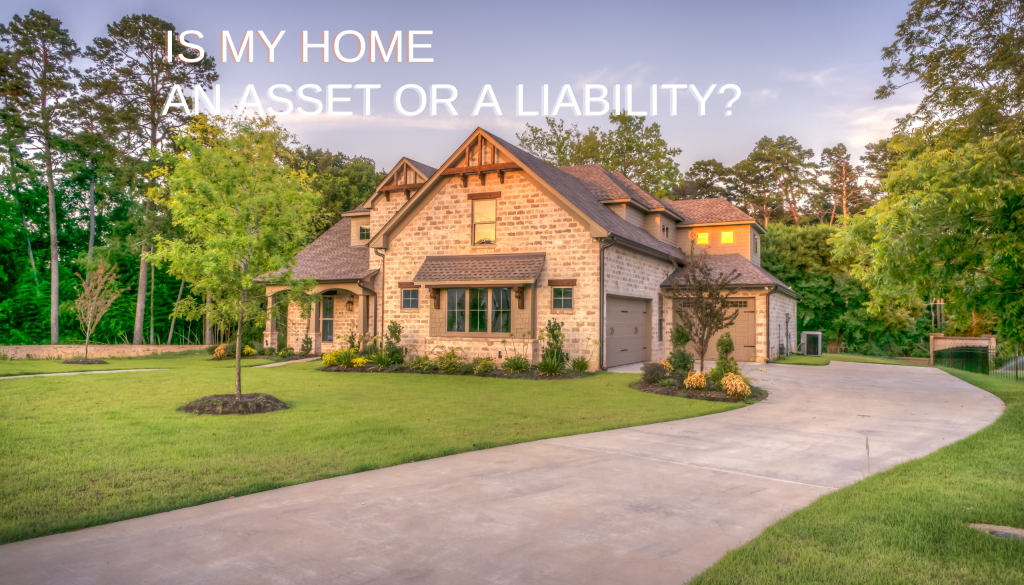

left=167, top=279, right=185, bottom=345
left=45, top=152, right=59, bottom=344
left=149, top=262, right=155, bottom=344
left=87, top=178, right=96, bottom=263
left=205, top=294, right=214, bottom=345
left=19, top=210, right=39, bottom=289
left=132, top=249, right=148, bottom=345
left=234, top=310, right=244, bottom=400
left=84, top=331, right=90, bottom=360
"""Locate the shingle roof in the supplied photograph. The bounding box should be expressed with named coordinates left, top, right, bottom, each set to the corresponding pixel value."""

left=413, top=253, right=547, bottom=284
left=667, top=198, right=757, bottom=225
left=484, top=133, right=684, bottom=260
left=560, top=164, right=686, bottom=221
left=407, top=159, right=437, bottom=179
left=288, top=218, right=375, bottom=281
left=661, top=253, right=800, bottom=299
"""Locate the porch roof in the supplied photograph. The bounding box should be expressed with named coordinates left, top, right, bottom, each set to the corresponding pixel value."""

left=412, top=253, right=546, bottom=286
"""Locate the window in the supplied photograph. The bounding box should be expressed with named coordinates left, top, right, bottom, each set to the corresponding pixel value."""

left=359, top=226, right=370, bottom=240
left=696, top=232, right=709, bottom=245
left=721, top=231, right=734, bottom=244
left=473, top=200, right=496, bottom=245
left=446, top=287, right=512, bottom=334
left=754, top=234, right=759, bottom=254
left=553, top=287, right=573, bottom=309
left=402, top=289, right=419, bottom=309
left=661, top=225, right=669, bottom=239
left=322, top=297, right=334, bottom=342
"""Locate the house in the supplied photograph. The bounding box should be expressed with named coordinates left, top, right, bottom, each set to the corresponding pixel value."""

left=265, top=128, right=800, bottom=368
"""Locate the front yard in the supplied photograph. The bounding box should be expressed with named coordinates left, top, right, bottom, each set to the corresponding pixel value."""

left=691, top=368, right=1024, bottom=584
left=0, top=352, right=738, bottom=544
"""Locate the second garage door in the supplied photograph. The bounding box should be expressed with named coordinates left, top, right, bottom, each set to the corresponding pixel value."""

left=676, top=297, right=757, bottom=362
left=606, top=296, right=648, bottom=368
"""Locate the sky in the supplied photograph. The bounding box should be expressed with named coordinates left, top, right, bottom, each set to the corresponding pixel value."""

left=9, top=0, right=921, bottom=174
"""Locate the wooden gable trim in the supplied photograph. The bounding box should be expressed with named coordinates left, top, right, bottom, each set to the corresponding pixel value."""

left=368, top=158, right=431, bottom=207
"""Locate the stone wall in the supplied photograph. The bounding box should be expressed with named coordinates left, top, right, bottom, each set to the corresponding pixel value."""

left=0, top=345, right=202, bottom=360
left=768, top=292, right=799, bottom=360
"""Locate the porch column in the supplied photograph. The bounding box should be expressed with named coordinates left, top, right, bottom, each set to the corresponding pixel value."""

left=265, top=293, right=276, bottom=350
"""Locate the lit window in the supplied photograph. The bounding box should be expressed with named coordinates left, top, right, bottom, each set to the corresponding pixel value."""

left=721, top=231, right=734, bottom=244
left=696, top=232, right=709, bottom=245
left=359, top=226, right=370, bottom=240
left=473, top=200, right=496, bottom=245
left=402, top=289, right=419, bottom=309
left=321, top=297, right=334, bottom=342
left=553, top=287, right=573, bottom=309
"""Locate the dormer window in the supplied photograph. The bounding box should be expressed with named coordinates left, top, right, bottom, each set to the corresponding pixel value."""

left=359, top=226, right=370, bottom=240
left=661, top=225, right=669, bottom=239
left=721, top=231, right=733, bottom=244
left=696, top=232, right=709, bottom=245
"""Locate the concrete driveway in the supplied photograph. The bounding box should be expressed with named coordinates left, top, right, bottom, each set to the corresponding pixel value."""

left=0, top=362, right=1003, bottom=585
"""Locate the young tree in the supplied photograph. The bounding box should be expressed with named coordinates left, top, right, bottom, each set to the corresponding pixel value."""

left=82, top=13, right=218, bottom=345
left=0, top=10, right=80, bottom=344
left=669, top=245, right=740, bottom=372
left=71, top=257, right=124, bottom=360
left=151, top=115, right=320, bottom=398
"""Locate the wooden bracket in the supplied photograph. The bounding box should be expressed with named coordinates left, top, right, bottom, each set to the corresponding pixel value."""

left=514, top=286, right=525, bottom=310
left=498, top=170, right=505, bottom=184
left=479, top=172, right=487, bottom=186
left=404, top=189, right=411, bottom=200
left=461, top=173, right=469, bottom=188
left=431, top=288, right=441, bottom=309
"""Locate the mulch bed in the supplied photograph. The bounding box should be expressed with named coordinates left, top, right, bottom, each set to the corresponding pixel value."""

left=630, top=380, right=768, bottom=403
left=322, top=364, right=589, bottom=380
left=208, top=355, right=268, bottom=361
left=62, top=359, right=108, bottom=365
left=179, top=393, right=290, bottom=415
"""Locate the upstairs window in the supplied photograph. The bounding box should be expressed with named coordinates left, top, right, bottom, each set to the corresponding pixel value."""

left=661, top=225, right=670, bottom=239
left=754, top=234, right=760, bottom=253
left=696, top=232, right=709, bottom=245
left=721, top=231, right=734, bottom=244
left=473, top=200, right=496, bottom=245
left=359, top=226, right=370, bottom=240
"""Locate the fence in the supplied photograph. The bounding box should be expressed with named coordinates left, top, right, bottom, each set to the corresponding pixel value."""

left=933, top=346, right=1024, bottom=382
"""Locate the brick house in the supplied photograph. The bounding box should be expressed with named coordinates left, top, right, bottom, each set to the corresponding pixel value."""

left=266, top=128, right=800, bottom=368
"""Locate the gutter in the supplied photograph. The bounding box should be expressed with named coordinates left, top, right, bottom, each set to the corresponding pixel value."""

left=373, top=248, right=386, bottom=341
left=764, top=285, right=776, bottom=363
left=598, top=235, right=617, bottom=371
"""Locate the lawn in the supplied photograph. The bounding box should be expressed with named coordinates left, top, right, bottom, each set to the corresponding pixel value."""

left=689, top=368, right=1024, bottom=584
left=772, top=353, right=918, bottom=367
left=0, top=352, right=739, bottom=544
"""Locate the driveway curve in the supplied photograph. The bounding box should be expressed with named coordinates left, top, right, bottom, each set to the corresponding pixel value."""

left=0, top=362, right=1003, bottom=585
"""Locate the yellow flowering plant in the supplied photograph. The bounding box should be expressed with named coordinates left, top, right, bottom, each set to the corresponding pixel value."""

left=721, top=373, right=751, bottom=398
left=683, top=370, right=707, bottom=390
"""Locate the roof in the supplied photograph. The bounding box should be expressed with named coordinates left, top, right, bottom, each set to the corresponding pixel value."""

left=484, top=133, right=684, bottom=260
left=667, top=198, right=760, bottom=227
left=406, top=159, right=437, bottom=178
left=560, top=164, right=685, bottom=221
left=413, top=253, right=546, bottom=284
left=661, top=253, right=801, bottom=299
left=288, top=218, right=375, bottom=281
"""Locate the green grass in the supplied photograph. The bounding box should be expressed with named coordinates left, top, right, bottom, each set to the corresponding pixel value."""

left=0, top=350, right=276, bottom=377
left=772, top=353, right=918, bottom=367
left=690, top=369, right=1024, bottom=584
left=0, top=352, right=738, bottom=544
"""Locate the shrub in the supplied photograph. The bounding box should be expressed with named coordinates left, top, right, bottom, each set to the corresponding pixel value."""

left=262, top=347, right=276, bottom=356
left=537, top=353, right=565, bottom=376
left=641, top=361, right=667, bottom=383
left=539, top=319, right=566, bottom=371
left=369, top=348, right=399, bottom=370
left=670, top=324, right=690, bottom=348
left=352, top=356, right=370, bottom=368
left=277, top=347, right=295, bottom=358
left=434, top=349, right=466, bottom=374
left=657, top=358, right=674, bottom=373
left=408, top=355, right=432, bottom=371
left=570, top=356, right=590, bottom=374
left=213, top=344, right=228, bottom=359
left=205, top=345, right=218, bottom=355
left=384, top=321, right=405, bottom=364
left=658, top=378, right=676, bottom=388
left=335, top=348, right=357, bottom=368
left=299, top=335, right=313, bottom=356
left=721, top=372, right=751, bottom=398
left=684, top=370, right=707, bottom=390
left=667, top=348, right=695, bottom=374
left=502, top=354, right=530, bottom=374
left=472, top=356, right=496, bottom=375
left=322, top=352, right=339, bottom=366
left=242, top=345, right=257, bottom=357
left=708, top=332, right=740, bottom=384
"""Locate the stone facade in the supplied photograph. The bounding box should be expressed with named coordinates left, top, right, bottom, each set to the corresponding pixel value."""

left=767, top=292, right=799, bottom=360
left=603, top=246, right=675, bottom=364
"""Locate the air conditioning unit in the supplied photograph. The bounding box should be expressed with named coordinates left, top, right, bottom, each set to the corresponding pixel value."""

left=801, top=331, right=822, bottom=356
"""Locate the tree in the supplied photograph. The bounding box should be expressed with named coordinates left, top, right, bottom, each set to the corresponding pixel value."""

left=669, top=246, right=740, bottom=371
left=70, top=257, right=124, bottom=359
left=82, top=13, right=218, bottom=345
left=818, top=144, right=869, bottom=225
left=151, top=115, right=321, bottom=398
left=1, top=10, right=80, bottom=344
left=286, top=146, right=384, bottom=226
left=743, top=136, right=816, bottom=227
left=516, top=114, right=681, bottom=196
left=670, top=159, right=738, bottom=202
left=861, top=138, right=898, bottom=201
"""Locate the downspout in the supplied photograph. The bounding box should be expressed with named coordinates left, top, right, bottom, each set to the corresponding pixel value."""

left=764, top=286, right=776, bottom=362
left=598, top=236, right=617, bottom=371
left=373, top=248, right=386, bottom=343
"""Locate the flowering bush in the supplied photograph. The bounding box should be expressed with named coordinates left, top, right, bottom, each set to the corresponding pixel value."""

left=472, top=356, right=496, bottom=375
left=721, top=373, right=751, bottom=398
left=683, top=370, right=707, bottom=390
left=353, top=357, right=371, bottom=368
left=242, top=345, right=257, bottom=356
left=213, top=344, right=228, bottom=359
left=658, top=359, right=674, bottom=373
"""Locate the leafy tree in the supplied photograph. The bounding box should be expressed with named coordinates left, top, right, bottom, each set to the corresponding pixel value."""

left=82, top=13, right=218, bottom=345
left=817, top=143, right=869, bottom=225
left=69, top=257, right=124, bottom=359
left=517, top=114, right=681, bottom=196
left=743, top=136, right=816, bottom=227
left=860, top=138, right=898, bottom=201
left=0, top=10, right=80, bottom=344
left=670, top=159, right=738, bottom=202
left=669, top=247, right=740, bottom=372
left=151, top=115, right=321, bottom=398
left=286, top=146, right=384, bottom=226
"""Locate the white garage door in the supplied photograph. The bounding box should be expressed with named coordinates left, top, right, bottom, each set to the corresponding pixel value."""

left=606, top=296, right=648, bottom=368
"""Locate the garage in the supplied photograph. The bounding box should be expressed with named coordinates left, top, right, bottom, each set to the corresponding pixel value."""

left=606, top=296, right=649, bottom=368
left=675, top=297, right=757, bottom=362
